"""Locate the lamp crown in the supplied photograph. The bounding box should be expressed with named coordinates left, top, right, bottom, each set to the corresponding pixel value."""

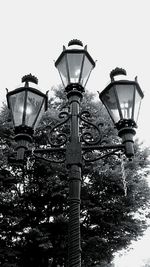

left=110, top=67, right=127, bottom=81
left=68, top=39, right=83, bottom=47
left=22, top=74, right=38, bottom=86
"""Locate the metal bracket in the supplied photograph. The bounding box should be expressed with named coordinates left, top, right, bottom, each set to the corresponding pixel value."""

left=82, top=144, right=125, bottom=163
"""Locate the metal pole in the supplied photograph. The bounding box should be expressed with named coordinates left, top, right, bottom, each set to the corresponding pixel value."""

left=68, top=164, right=81, bottom=267
left=66, top=90, right=82, bottom=267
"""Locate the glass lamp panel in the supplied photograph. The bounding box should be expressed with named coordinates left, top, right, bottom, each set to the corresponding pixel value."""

left=9, top=91, right=25, bottom=126
left=116, top=84, right=134, bottom=120
left=80, top=56, right=94, bottom=86
left=101, top=86, right=121, bottom=123
left=67, top=53, right=84, bottom=83
left=134, top=88, right=142, bottom=122
left=56, top=55, right=68, bottom=87
left=25, top=91, right=44, bottom=128
left=34, top=101, right=46, bottom=129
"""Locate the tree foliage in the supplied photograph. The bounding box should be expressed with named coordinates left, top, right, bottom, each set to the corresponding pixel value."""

left=0, top=87, right=150, bottom=266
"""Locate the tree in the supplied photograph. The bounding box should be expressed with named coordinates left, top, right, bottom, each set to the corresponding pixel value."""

left=0, top=87, right=150, bottom=266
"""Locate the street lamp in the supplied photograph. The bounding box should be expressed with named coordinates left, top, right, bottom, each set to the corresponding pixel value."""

left=55, top=39, right=95, bottom=92
left=6, top=40, right=143, bottom=267
left=7, top=74, right=48, bottom=160
left=99, top=67, right=144, bottom=158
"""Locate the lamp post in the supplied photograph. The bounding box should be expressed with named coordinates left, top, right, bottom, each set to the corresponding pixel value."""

left=6, top=40, right=144, bottom=267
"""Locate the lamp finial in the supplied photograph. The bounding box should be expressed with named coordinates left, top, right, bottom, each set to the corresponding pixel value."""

left=68, top=39, right=83, bottom=47
left=110, top=67, right=127, bottom=82
left=22, top=74, right=38, bottom=86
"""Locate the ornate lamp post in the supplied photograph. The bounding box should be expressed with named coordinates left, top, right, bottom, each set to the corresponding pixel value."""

left=6, top=40, right=144, bottom=267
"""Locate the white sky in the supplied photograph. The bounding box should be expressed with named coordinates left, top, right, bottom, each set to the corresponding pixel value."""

left=0, top=0, right=150, bottom=266
left=114, top=227, right=150, bottom=267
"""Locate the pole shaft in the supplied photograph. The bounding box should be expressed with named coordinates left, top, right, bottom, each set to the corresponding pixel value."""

left=67, top=91, right=82, bottom=267
left=68, top=165, right=81, bottom=267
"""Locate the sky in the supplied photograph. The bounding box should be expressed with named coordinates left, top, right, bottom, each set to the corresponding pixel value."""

left=114, top=227, right=150, bottom=267
left=0, top=0, right=150, bottom=266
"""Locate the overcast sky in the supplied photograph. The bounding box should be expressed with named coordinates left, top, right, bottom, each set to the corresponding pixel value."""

left=0, top=0, right=150, bottom=265
left=0, top=0, right=149, bottom=145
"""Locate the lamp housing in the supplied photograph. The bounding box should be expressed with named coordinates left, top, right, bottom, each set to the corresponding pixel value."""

left=7, top=74, right=48, bottom=132
left=99, top=68, right=144, bottom=158
left=99, top=80, right=143, bottom=128
left=55, top=39, right=95, bottom=92
left=7, top=74, right=48, bottom=160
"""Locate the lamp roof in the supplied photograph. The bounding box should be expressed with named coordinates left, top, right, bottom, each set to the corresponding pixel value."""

left=100, top=79, right=144, bottom=99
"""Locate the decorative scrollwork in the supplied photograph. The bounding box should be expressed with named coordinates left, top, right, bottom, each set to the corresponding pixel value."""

left=82, top=147, right=123, bottom=163
left=33, top=151, right=66, bottom=164
left=46, top=111, right=70, bottom=147
left=79, top=111, right=102, bottom=145
left=25, top=147, right=66, bottom=165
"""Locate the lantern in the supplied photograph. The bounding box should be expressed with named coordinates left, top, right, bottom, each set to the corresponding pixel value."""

left=7, top=74, right=48, bottom=160
left=55, top=39, right=95, bottom=91
left=99, top=68, right=144, bottom=158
